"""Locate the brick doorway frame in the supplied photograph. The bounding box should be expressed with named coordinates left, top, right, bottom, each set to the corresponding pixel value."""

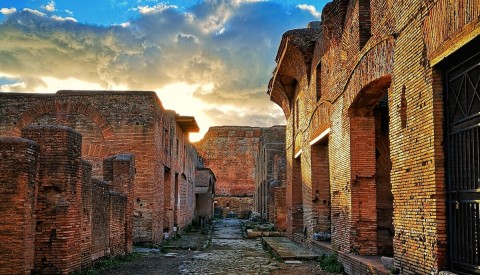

left=348, top=75, right=393, bottom=256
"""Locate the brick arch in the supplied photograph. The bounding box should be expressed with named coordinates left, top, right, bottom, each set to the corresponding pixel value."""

left=13, top=100, right=115, bottom=140
left=342, top=37, right=395, bottom=109
left=13, top=100, right=115, bottom=176
left=348, top=75, right=392, bottom=115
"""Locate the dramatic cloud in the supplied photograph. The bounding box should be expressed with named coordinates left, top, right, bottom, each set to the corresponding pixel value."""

left=0, top=0, right=320, bottom=140
left=0, top=7, right=16, bottom=15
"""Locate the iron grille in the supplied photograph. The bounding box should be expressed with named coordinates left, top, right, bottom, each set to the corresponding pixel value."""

left=445, top=50, right=480, bottom=274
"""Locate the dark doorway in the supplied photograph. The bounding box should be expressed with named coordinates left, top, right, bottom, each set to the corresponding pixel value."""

left=374, top=95, right=393, bottom=256
left=292, top=156, right=304, bottom=235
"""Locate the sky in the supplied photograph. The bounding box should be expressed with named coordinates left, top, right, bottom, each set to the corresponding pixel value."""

left=0, top=0, right=328, bottom=141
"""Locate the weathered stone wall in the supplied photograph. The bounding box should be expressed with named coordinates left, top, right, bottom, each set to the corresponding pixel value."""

left=0, top=91, right=200, bottom=244
left=0, top=138, right=38, bottom=275
left=269, top=0, right=480, bottom=273
left=91, top=179, right=111, bottom=261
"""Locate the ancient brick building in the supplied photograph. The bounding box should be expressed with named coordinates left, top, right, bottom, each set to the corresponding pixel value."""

left=253, top=125, right=287, bottom=231
left=0, top=91, right=205, bottom=244
left=195, top=126, right=282, bottom=218
left=0, top=126, right=134, bottom=274
left=268, top=0, right=480, bottom=274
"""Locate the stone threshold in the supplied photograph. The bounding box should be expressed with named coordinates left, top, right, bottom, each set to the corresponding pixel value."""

left=262, top=236, right=321, bottom=261
left=292, top=233, right=390, bottom=275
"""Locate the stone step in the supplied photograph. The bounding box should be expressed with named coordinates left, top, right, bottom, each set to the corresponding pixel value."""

left=262, top=237, right=321, bottom=261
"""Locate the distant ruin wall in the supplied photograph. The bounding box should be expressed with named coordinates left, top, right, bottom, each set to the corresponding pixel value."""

left=195, top=126, right=263, bottom=197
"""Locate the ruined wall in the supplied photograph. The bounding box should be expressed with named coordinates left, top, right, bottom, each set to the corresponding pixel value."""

left=0, top=138, right=38, bottom=275
left=0, top=91, right=199, bottom=244
left=22, top=126, right=84, bottom=274
left=0, top=126, right=135, bottom=274
left=214, top=196, right=253, bottom=218
left=195, top=168, right=216, bottom=223
left=195, top=126, right=264, bottom=216
left=254, top=126, right=286, bottom=226
left=269, top=0, right=480, bottom=273
left=195, top=126, right=263, bottom=196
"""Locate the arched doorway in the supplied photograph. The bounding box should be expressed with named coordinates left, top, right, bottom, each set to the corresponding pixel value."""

left=349, top=76, right=393, bottom=256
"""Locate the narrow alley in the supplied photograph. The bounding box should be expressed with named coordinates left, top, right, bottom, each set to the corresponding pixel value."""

left=102, top=219, right=327, bottom=275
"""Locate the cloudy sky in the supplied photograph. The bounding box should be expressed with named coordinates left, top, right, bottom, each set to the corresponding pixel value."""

left=0, top=0, right=327, bottom=141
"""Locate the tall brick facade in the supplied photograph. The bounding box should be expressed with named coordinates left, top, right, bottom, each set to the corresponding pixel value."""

left=269, top=0, right=480, bottom=274
left=0, top=91, right=207, bottom=244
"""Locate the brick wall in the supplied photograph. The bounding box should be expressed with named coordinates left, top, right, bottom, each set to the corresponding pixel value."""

left=80, top=160, right=93, bottom=268
left=104, top=154, right=135, bottom=253
left=109, top=191, right=127, bottom=256
left=0, top=138, right=38, bottom=275
left=214, top=196, right=253, bottom=218
left=195, top=168, right=215, bottom=223
left=273, top=187, right=287, bottom=231
left=0, top=91, right=201, bottom=244
left=91, top=179, right=111, bottom=261
left=0, top=126, right=135, bottom=273
left=254, top=126, right=286, bottom=226
left=195, top=126, right=263, bottom=216
left=22, top=126, right=83, bottom=274
left=268, top=0, right=480, bottom=273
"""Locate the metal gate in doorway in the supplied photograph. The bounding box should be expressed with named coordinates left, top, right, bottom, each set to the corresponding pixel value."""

left=445, top=50, right=480, bottom=273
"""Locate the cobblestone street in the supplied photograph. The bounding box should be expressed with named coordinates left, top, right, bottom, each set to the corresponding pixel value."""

left=179, top=219, right=278, bottom=274
left=103, top=219, right=327, bottom=275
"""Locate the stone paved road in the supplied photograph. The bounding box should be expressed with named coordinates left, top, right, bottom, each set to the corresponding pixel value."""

left=178, top=219, right=279, bottom=275
left=102, top=219, right=327, bottom=275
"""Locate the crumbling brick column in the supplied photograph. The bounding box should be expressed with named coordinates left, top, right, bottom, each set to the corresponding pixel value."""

left=104, top=154, right=135, bottom=253
left=350, top=115, right=377, bottom=255
left=22, top=126, right=83, bottom=274
left=311, top=142, right=331, bottom=234
left=0, top=138, right=38, bottom=275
